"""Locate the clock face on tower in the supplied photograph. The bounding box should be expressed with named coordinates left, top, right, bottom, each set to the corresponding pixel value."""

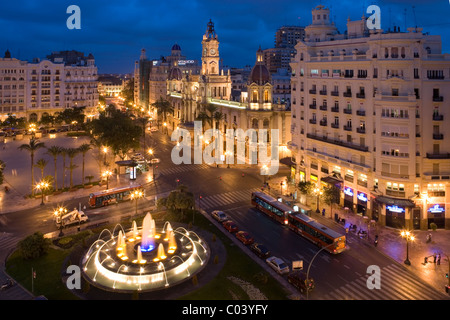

left=210, top=48, right=216, bottom=55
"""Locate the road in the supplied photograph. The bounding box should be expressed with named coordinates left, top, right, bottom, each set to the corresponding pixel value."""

left=0, top=129, right=448, bottom=300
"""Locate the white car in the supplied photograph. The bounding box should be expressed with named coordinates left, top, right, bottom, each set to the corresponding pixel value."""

left=266, top=256, right=290, bottom=275
left=211, top=210, right=228, bottom=222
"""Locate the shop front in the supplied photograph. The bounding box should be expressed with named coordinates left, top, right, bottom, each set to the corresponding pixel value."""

left=386, top=205, right=406, bottom=229
left=375, top=196, right=416, bottom=229
left=343, top=187, right=354, bottom=213
left=356, top=191, right=368, bottom=216
left=427, top=204, right=445, bottom=229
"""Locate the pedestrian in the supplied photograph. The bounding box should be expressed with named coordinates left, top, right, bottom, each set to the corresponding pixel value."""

left=433, top=253, right=437, bottom=263
left=322, top=208, right=325, bottom=216
left=437, top=254, right=441, bottom=265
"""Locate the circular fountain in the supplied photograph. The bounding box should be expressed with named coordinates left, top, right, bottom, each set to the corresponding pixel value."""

left=81, top=213, right=210, bottom=292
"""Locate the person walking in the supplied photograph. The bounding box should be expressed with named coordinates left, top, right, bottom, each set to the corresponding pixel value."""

left=433, top=253, right=437, bottom=264
left=437, top=254, right=441, bottom=266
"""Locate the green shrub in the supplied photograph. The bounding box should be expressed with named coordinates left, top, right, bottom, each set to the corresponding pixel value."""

left=58, top=237, right=73, bottom=246
left=18, top=232, right=50, bottom=260
left=430, top=223, right=437, bottom=231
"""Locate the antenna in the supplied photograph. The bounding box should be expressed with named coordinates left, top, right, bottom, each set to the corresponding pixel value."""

left=412, top=6, right=417, bottom=28
left=404, top=8, right=407, bottom=31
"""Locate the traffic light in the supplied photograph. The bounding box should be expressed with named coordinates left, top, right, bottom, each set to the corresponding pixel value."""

left=446, top=273, right=448, bottom=278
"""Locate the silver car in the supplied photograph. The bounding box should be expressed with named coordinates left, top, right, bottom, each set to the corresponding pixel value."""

left=266, top=256, right=290, bottom=275
left=211, top=210, right=228, bottom=222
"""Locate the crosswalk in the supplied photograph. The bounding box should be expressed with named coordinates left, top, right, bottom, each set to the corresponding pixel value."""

left=159, top=163, right=210, bottom=176
left=199, top=188, right=261, bottom=210
left=319, top=263, right=448, bottom=300
left=0, top=232, right=21, bottom=253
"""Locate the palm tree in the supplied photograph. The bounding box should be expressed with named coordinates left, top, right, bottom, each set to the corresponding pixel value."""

left=205, top=104, right=218, bottom=129
left=213, top=111, right=224, bottom=130
left=60, top=147, right=67, bottom=189
left=18, top=138, right=46, bottom=196
left=66, top=148, right=79, bottom=189
left=46, top=146, right=62, bottom=191
left=151, top=97, right=173, bottom=129
left=34, top=158, right=48, bottom=180
left=196, top=111, right=209, bottom=131
left=77, top=143, right=92, bottom=186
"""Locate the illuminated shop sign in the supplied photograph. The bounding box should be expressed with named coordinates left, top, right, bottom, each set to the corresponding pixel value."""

left=357, top=192, right=368, bottom=202
left=428, top=204, right=445, bottom=213
left=344, top=187, right=354, bottom=197
left=178, top=60, right=195, bottom=66
left=386, top=205, right=405, bottom=213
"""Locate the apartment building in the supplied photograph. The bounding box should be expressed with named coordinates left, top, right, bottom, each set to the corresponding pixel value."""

left=289, top=5, right=450, bottom=229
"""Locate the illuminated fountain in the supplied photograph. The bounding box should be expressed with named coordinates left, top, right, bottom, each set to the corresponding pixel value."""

left=81, top=214, right=209, bottom=292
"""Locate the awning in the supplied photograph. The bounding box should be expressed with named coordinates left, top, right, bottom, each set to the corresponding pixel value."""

left=321, top=174, right=343, bottom=186
left=375, top=196, right=416, bottom=208
left=279, top=157, right=296, bottom=167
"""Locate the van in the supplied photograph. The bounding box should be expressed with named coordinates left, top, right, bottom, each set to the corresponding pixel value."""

left=287, top=271, right=315, bottom=293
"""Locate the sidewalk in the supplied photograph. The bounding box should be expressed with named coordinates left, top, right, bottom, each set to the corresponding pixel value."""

left=269, top=178, right=450, bottom=297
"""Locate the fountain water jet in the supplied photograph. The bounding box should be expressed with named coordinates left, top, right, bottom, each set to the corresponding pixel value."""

left=141, top=213, right=155, bottom=252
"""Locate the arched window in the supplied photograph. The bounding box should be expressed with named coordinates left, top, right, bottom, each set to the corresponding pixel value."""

left=252, top=118, right=259, bottom=129
left=252, top=90, right=258, bottom=103
left=264, top=90, right=269, bottom=103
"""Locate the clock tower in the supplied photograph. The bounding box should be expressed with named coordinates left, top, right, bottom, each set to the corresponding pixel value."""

left=202, top=19, right=220, bottom=75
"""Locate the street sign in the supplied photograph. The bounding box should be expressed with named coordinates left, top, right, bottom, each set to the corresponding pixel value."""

left=292, top=260, right=303, bottom=270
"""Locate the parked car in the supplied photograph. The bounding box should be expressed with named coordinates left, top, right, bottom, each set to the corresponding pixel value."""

left=266, top=256, right=290, bottom=275
left=150, top=158, right=160, bottom=164
left=235, top=231, right=254, bottom=245
left=222, top=220, right=238, bottom=233
left=249, top=243, right=271, bottom=259
left=211, top=210, right=228, bottom=222
left=287, top=271, right=315, bottom=293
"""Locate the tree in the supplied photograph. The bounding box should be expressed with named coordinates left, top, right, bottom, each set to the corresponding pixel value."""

left=151, top=97, right=173, bottom=128
left=298, top=181, right=315, bottom=196
left=196, top=111, right=209, bottom=131
left=77, top=143, right=92, bottom=186
left=56, top=107, right=85, bottom=128
left=89, top=108, right=141, bottom=162
left=39, top=114, right=55, bottom=128
left=66, top=148, right=79, bottom=188
left=18, top=232, right=50, bottom=260
left=60, top=147, right=68, bottom=189
left=135, top=117, right=149, bottom=152
left=0, top=160, right=5, bottom=185
left=46, top=146, right=62, bottom=191
left=18, top=138, right=46, bottom=196
left=322, top=185, right=341, bottom=218
left=157, top=185, right=194, bottom=220
left=34, top=158, right=48, bottom=180
left=121, top=79, right=134, bottom=107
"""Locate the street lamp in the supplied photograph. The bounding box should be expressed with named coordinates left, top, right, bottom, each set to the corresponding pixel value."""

left=262, top=165, right=268, bottom=185
left=401, top=230, right=415, bottom=265
left=130, top=189, right=144, bottom=218
left=54, top=206, right=68, bottom=237
left=35, top=181, right=49, bottom=206
left=102, top=146, right=108, bottom=165
left=102, top=170, right=113, bottom=190
left=28, top=123, right=37, bottom=138
left=314, top=187, right=323, bottom=213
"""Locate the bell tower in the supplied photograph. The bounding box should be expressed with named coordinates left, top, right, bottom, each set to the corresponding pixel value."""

left=202, top=19, right=220, bottom=75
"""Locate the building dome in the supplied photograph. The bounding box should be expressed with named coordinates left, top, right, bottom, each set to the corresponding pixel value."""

left=171, top=43, right=181, bottom=51
left=249, top=47, right=271, bottom=85
left=168, top=67, right=183, bottom=81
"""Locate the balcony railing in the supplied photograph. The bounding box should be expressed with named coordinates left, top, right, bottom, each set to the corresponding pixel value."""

left=331, top=123, right=339, bottom=129
left=319, top=119, right=327, bottom=126
left=343, top=109, right=352, bottom=114
left=433, top=114, right=444, bottom=121
left=319, top=105, right=328, bottom=111
left=309, top=119, right=317, bottom=124
left=356, top=93, right=366, bottom=99
left=309, top=104, right=317, bottom=110
left=319, top=90, right=327, bottom=95
left=343, top=125, right=352, bottom=131
left=331, top=91, right=339, bottom=97
left=426, top=153, right=450, bottom=159
left=331, top=107, right=339, bottom=113
left=385, top=190, right=406, bottom=197
left=309, top=89, right=317, bottom=94
left=433, top=134, right=444, bottom=140
left=356, top=127, right=366, bottom=134
left=343, top=92, right=352, bottom=97
left=306, top=133, right=369, bottom=152
left=433, top=96, right=444, bottom=102
left=356, top=110, right=366, bottom=116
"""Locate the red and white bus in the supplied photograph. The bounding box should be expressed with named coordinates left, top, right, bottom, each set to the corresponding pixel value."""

left=251, top=192, right=346, bottom=254
left=89, top=184, right=143, bottom=208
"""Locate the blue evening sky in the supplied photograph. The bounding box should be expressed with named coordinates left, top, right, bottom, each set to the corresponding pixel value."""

left=1, top=0, right=449, bottom=74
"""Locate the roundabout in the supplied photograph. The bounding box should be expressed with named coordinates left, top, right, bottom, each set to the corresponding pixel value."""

left=81, top=213, right=210, bottom=292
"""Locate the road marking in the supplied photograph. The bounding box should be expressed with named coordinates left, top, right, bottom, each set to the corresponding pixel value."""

left=343, top=264, right=351, bottom=270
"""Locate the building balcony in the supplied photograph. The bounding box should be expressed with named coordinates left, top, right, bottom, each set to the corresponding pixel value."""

left=356, top=93, right=366, bottom=99
left=306, top=133, right=369, bottom=152
left=343, top=109, right=352, bottom=114
left=433, top=96, right=444, bottom=102
left=319, top=119, right=327, bottom=126
left=381, top=172, right=410, bottom=180
left=309, top=119, right=317, bottom=124
left=433, top=134, right=444, bottom=140
left=433, top=114, right=444, bottom=121
left=319, top=105, right=328, bottom=111
left=343, top=125, right=352, bottom=131
left=309, top=104, right=317, bottom=109
left=385, top=189, right=406, bottom=197
left=356, top=127, right=366, bottom=134
left=331, top=91, right=339, bottom=97
left=426, top=153, right=450, bottom=159
left=343, top=92, right=352, bottom=97
left=356, top=110, right=366, bottom=116
left=331, top=123, right=339, bottom=129
left=331, top=107, right=339, bottom=113
left=319, top=90, right=327, bottom=95
left=309, top=89, right=317, bottom=94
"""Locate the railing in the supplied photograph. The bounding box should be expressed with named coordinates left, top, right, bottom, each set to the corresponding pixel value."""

left=309, top=119, right=317, bottom=124
left=331, top=107, right=339, bottom=113
left=343, top=109, right=352, bottom=114
left=343, top=92, right=352, bottom=97
left=309, top=89, right=317, bottom=94
left=306, top=133, right=369, bottom=152
left=433, top=96, right=444, bottom=102
left=426, top=153, right=450, bottom=159
left=433, top=134, right=444, bottom=140
left=433, top=114, right=444, bottom=121
left=331, top=123, right=339, bottom=129
left=356, top=127, right=366, bottom=134
left=319, top=105, right=327, bottom=111
left=356, top=93, right=365, bottom=99
left=343, top=125, right=352, bottom=131
left=356, top=110, right=366, bottom=116
left=381, top=172, right=409, bottom=179
left=319, top=120, right=327, bottom=126
left=385, top=190, right=406, bottom=197
left=331, top=91, right=339, bottom=97
left=309, top=104, right=317, bottom=109
left=319, top=90, right=327, bottom=95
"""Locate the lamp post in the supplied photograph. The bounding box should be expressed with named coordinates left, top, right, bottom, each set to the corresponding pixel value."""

left=401, top=230, right=415, bottom=265
left=102, top=170, right=112, bottom=190
left=102, top=146, right=108, bottom=166
left=262, top=165, right=268, bottom=185
left=28, top=123, right=37, bottom=139
left=314, top=187, right=323, bottom=213
left=306, top=244, right=334, bottom=300
left=36, top=181, right=49, bottom=205
left=54, top=206, right=68, bottom=237
left=131, top=189, right=144, bottom=219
